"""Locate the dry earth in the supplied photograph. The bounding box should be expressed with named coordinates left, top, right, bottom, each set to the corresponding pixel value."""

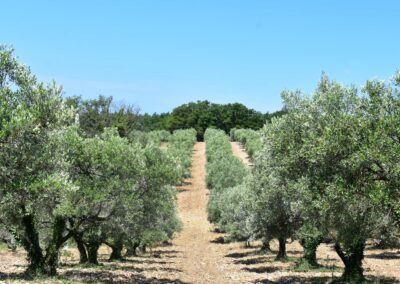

left=231, top=142, right=252, bottom=167
left=0, top=142, right=399, bottom=283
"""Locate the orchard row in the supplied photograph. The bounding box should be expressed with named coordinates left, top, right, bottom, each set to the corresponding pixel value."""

left=0, top=46, right=197, bottom=276
left=206, top=73, right=400, bottom=282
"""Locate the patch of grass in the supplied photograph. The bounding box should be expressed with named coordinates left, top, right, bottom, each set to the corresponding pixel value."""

left=274, top=256, right=297, bottom=262
left=331, top=278, right=398, bottom=284
left=291, top=260, right=341, bottom=272
left=0, top=241, right=8, bottom=251
left=62, top=262, right=105, bottom=269
left=0, top=273, right=78, bottom=284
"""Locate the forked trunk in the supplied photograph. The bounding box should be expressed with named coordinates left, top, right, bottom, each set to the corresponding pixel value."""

left=42, top=217, right=67, bottom=276
left=125, top=241, right=140, bottom=257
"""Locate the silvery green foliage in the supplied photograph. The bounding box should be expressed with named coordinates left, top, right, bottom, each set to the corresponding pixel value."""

left=0, top=46, right=189, bottom=273
left=0, top=46, right=78, bottom=274
left=206, top=156, right=248, bottom=191
left=167, top=128, right=197, bottom=180
left=147, top=130, right=171, bottom=143
left=79, top=129, right=194, bottom=253
left=204, top=129, right=248, bottom=225
left=204, top=129, right=232, bottom=163
left=131, top=144, right=182, bottom=244
left=249, top=73, right=400, bottom=279
left=281, top=75, right=400, bottom=244
left=65, top=126, right=186, bottom=260
left=250, top=125, right=301, bottom=246
left=128, top=130, right=171, bottom=146
left=64, top=127, right=146, bottom=223
left=0, top=46, right=76, bottom=225
left=216, top=175, right=255, bottom=241
left=127, top=129, right=149, bottom=145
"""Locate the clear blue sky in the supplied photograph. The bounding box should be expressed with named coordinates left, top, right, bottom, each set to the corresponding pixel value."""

left=1, top=1, right=399, bottom=114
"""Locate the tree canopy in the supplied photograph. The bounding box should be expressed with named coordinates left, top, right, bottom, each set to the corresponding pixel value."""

left=207, top=72, right=400, bottom=282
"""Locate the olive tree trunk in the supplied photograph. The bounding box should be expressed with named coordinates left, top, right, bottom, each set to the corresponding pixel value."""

left=108, top=238, right=124, bottom=261
left=125, top=241, right=140, bottom=257
left=21, top=214, right=45, bottom=276
left=42, top=217, right=67, bottom=276
left=275, top=236, right=287, bottom=260
left=87, top=241, right=101, bottom=264
left=260, top=237, right=271, bottom=253
left=21, top=215, right=69, bottom=276
left=334, top=240, right=366, bottom=283
left=73, top=233, right=88, bottom=264
left=299, top=236, right=322, bottom=267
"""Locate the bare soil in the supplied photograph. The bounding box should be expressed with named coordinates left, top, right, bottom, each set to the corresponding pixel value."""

left=0, top=142, right=399, bottom=283
left=231, top=142, right=252, bottom=167
left=160, top=143, right=168, bottom=150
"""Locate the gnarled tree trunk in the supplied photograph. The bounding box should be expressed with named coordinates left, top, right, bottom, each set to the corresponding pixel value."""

left=125, top=241, right=140, bottom=257
left=21, top=214, right=45, bottom=276
left=275, top=236, right=287, bottom=260
left=260, top=237, right=271, bottom=253
left=109, top=238, right=124, bottom=261
left=73, top=233, right=88, bottom=264
left=299, top=236, right=322, bottom=267
left=42, top=217, right=67, bottom=276
left=87, top=241, right=101, bottom=264
left=334, top=240, right=366, bottom=283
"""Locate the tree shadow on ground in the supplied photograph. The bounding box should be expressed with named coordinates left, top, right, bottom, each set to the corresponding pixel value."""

left=243, top=266, right=281, bottom=274
left=122, top=258, right=175, bottom=265
left=149, top=249, right=180, bottom=255
left=365, top=251, right=400, bottom=260
left=177, top=181, right=192, bottom=192
left=61, top=258, right=175, bottom=269
left=254, top=275, right=398, bottom=284
left=225, top=250, right=260, bottom=258
left=63, top=270, right=188, bottom=284
left=134, top=249, right=181, bottom=259
left=0, top=270, right=189, bottom=284
left=234, top=256, right=271, bottom=265
left=210, top=236, right=227, bottom=244
left=285, top=250, right=304, bottom=256
left=101, top=263, right=182, bottom=273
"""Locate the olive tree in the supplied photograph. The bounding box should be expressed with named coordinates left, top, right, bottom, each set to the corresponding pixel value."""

left=279, top=74, right=400, bottom=281
left=216, top=176, right=255, bottom=243
left=204, top=129, right=248, bottom=225
left=0, top=46, right=77, bottom=275
left=62, top=128, right=146, bottom=264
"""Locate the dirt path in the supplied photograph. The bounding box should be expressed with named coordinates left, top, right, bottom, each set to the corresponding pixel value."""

left=1, top=141, right=399, bottom=283
left=172, top=142, right=231, bottom=283
left=231, top=142, right=252, bottom=167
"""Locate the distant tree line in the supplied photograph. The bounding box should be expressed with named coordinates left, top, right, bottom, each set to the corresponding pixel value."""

left=152, top=101, right=285, bottom=140
left=66, top=96, right=285, bottom=140
left=65, top=95, right=143, bottom=138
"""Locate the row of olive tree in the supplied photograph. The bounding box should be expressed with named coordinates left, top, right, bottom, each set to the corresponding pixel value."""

left=127, top=129, right=171, bottom=146
left=203, top=129, right=249, bottom=233
left=0, top=46, right=195, bottom=276
left=208, top=73, right=400, bottom=282
left=256, top=74, right=400, bottom=281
